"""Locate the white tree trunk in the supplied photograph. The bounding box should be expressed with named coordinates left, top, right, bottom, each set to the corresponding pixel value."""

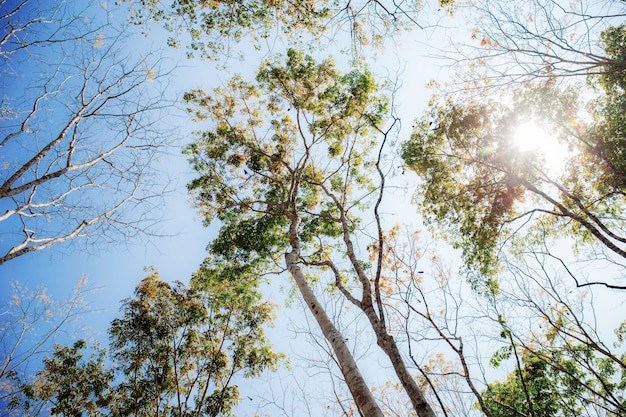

left=285, top=216, right=384, bottom=417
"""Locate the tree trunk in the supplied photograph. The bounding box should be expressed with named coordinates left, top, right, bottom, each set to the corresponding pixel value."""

left=375, top=330, right=437, bottom=417
left=339, top=213, right=438, bottom=417
left=285, top=216, right=384, bottom=417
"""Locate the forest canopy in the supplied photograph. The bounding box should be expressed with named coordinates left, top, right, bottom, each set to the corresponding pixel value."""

left=1, top=1, right=625, bottom=416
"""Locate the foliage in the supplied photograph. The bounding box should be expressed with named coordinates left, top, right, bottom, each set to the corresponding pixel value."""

left=8, top=268, right=281, bottom=417
left=483, top=344, right=626, bottom=417
left=484, top=349, right=579, bottom=417
left=586, top=24, right=626, bottom=194
left=15, top=340, right=113, bottom=417
left=402, top=62, right=626, bottom=284
left=118, top=0, right=447, bottom=59
left=184, top=47, right=388, bottom=251
left=120, top=0, right=328, bottom=58
left=403, top=83, right=563, bottom=277
left=108, top=267, right=280, bottom=417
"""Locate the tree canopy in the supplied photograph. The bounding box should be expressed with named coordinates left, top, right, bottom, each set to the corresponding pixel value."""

left=402, top=25, right=626, bottom=287
left=120, top=0, right=456, bottom=59
left=9, top=267, right=281, bottom=417
left=4, top=0, right=626, bottom=416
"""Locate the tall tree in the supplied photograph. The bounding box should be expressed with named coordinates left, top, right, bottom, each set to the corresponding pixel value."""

left=402, top=66, right=626, bottom=287
left=108, top=266, right=281, bottom=417
left=185, top=49, right=437, bottom=417
left=0, top=0, right=173, bottom=265
left=121, top=0, right=455, bottom=59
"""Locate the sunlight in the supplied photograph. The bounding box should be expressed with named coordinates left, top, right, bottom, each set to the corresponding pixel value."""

left=513, top=121, right=553, bottom=153
left=512, top=121, right=571, bottom=175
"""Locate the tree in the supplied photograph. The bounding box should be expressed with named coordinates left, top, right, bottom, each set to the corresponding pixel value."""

left=401, top=65, right=626, bottom=287
left=120, top=0, right=454, bottom=59
left=484, top=349, right=583, bottom=417
left=0, top=278, right=97, bottom=417
left=483, top=343, right=625, bottom=417
left=185, top=48, right=438, bottom=416
left=108, top=266, right=281, bottom=417
left=9, top=267, right=281, bottom=416
left=0, top=0, right=173, bottom=265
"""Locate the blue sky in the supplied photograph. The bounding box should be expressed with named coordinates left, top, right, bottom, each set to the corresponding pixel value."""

left=2, top=1, right=625, bottom=416
left=0, top=3, right=448, bottom=414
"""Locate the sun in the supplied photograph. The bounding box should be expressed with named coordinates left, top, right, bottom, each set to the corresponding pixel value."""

left=513, top=121, right=553, bottom=153
left=512, top=121, right=572, bottom=175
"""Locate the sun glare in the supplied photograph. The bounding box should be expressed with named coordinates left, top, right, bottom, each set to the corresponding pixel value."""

left=512, top=121, right=573, bottom=175
left=513, top=122, right=552, bottom=153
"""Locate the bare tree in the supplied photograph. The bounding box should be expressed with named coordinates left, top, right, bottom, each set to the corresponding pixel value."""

left=0, top=1, right=174, bottom=265
left=0, top=278, right=99, bottom=416
left=432, top=0, right=626, bottom=90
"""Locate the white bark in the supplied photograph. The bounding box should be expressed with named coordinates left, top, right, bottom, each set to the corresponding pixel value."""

left=285, top=214, right=384, bottom=417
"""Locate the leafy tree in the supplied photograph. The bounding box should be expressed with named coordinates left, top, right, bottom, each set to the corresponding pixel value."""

left=472, top=247, right=626, bottom=417
left=0, top=0, right=173, bottom=265
left=9, top=267, right=281, bottom=416
left=15, top=340, right=113, bottom=417
left=108, top=266, right=281, bottom=417
left=484, top=349, right=582, bottom=417
left=184, top=48, right=438, bottom=417
left=402, top=43, right=626, bottom=286
left=398, top=14, right=626, bottom=413
left=120, top=0, right=454, bottom=59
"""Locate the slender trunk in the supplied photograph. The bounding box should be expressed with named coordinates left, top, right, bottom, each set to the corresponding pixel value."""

left=338, top=211, right=437, bottom=417
left=375, top=330, right=437, bottom=417
left=285, top=216, right=384, bottom=417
